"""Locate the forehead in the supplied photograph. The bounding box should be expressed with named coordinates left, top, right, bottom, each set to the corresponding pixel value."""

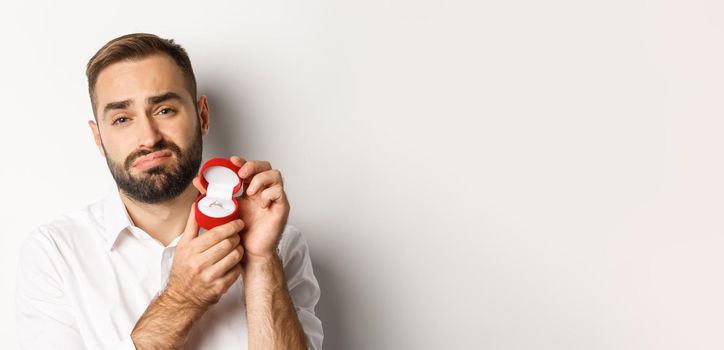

left=94, top=54, right=190, bottom=113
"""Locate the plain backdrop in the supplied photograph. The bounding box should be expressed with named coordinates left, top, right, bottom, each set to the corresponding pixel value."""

left=2, top=0, right=724, bottom=349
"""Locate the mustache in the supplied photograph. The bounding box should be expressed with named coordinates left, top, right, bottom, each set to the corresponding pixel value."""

left=124, top=140, right=181, bottom=169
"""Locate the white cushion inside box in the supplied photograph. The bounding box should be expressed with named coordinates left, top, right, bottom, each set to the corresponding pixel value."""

left=198, top=166, right=239, bottom=218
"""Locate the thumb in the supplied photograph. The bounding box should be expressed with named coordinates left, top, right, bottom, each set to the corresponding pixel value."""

left=181, top=202, right=200, bottom=243
left=192, top=176, right=206, bottom=194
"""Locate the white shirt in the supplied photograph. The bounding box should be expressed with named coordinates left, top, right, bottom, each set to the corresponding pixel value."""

left=15, top=184, right=323, bottom=349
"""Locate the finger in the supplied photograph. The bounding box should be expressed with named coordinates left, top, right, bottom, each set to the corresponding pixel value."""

left=180, top=203, right=200, bottom=243
left=193, top=219, right=244, bottom=253
left=206, top=244, right=244, bottom=280
left=230, top=155, right=246, bottom=168
left=228, top=156, right=249, bottom=195
left=238, top=159, right=269, bottom=192
left=218, top=263, right=243, bottom=293
left=246, top=169, right=283, bottom=196
left=260, top=184, right=284, bottom=209
left=238, top=160, right=272, bottom=180
left=192, top=176, right=206, bottom=194
left=200, top=233, right=241, bottom=266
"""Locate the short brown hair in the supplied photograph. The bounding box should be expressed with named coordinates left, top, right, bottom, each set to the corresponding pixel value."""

left=85, top=33, right=197, bottom=118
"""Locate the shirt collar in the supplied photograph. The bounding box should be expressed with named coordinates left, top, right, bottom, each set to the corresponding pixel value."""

left=101, top=183, right=135, bottom=251
left=101, top=183, right=185, bottom=250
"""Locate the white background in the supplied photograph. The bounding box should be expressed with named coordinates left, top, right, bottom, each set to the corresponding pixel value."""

left=2, top=0, right=724, bottom=349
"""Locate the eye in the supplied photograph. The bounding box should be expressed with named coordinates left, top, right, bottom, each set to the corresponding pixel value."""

left=158, top=107, right=175, bottom=115
left=112, top=116, right=128, bottom=125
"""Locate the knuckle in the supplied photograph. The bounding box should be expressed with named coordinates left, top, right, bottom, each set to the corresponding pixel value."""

left=228, top=249, right=240, bottom=261
left=189, top=261, right=204, bottom=275
left=226, top=220, right=243, bottom=232
left=206, top=294, right=221, bottom=305
left=212, top=283, right=225, bottom=295
left=231, top=248, right=243, bottom=261
left=212, top=226, right=232, bottom=238
left=209, top=230, right=222, bottom=242
left=201, top=272, right=214, bottom=285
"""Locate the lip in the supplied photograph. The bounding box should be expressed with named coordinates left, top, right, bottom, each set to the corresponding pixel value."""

left=132, top=150, right=173, bottom=169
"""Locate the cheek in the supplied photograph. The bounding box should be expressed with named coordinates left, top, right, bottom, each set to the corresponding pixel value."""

left=168, top=123, right=198, bottom=149
left=101, top=135, right=134, bottom=162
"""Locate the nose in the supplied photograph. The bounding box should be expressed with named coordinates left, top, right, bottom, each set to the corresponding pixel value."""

left=136, top=113, right=163, bottom=149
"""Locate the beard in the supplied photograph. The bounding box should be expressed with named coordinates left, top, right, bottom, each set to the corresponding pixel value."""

left=103, top=124, right=203, bottom=204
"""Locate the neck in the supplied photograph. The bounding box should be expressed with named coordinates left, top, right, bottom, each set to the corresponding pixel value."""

left=119, top=184, right=200, bottom=247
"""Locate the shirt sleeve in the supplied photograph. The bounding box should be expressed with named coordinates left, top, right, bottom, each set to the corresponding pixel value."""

left=279, top=225, right=324, bottom=350
left=15, top=227, right=137, bottom=350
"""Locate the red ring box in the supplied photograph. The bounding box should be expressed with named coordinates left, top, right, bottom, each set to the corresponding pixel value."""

left=194, top=157, right=242, bottom=231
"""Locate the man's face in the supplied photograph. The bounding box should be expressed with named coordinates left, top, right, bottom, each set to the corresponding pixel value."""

left=88, top=53, right=209, bottom=204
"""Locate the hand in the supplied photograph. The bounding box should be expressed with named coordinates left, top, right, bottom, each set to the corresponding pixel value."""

left=164, top=204, right=245, bottom=309
left=192, top=156, right=290, bottom=261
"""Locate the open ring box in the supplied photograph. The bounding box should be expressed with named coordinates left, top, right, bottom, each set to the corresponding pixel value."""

left=194, top=158, right=243, bottom=231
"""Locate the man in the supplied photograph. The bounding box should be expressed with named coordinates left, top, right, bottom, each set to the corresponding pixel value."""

left=15, top=33, right=323, bottom=349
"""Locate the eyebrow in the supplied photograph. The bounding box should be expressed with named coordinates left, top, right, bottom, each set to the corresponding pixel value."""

left=102, top=92, right=183, bottom=119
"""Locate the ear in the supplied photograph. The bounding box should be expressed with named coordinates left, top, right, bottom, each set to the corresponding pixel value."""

left=197, top=95, right=210, bottom=137
left=88, top=119, right=106, bottom=157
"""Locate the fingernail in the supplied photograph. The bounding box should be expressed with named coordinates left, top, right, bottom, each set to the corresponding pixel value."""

left=247, top=186, right=255, bottom=194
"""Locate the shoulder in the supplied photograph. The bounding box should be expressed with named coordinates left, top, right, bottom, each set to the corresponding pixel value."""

left=16, top=223, right=67, bottom=289
left=18, top=224, right=58, bottom=261
left=18, top=201, right=105, bottom=262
